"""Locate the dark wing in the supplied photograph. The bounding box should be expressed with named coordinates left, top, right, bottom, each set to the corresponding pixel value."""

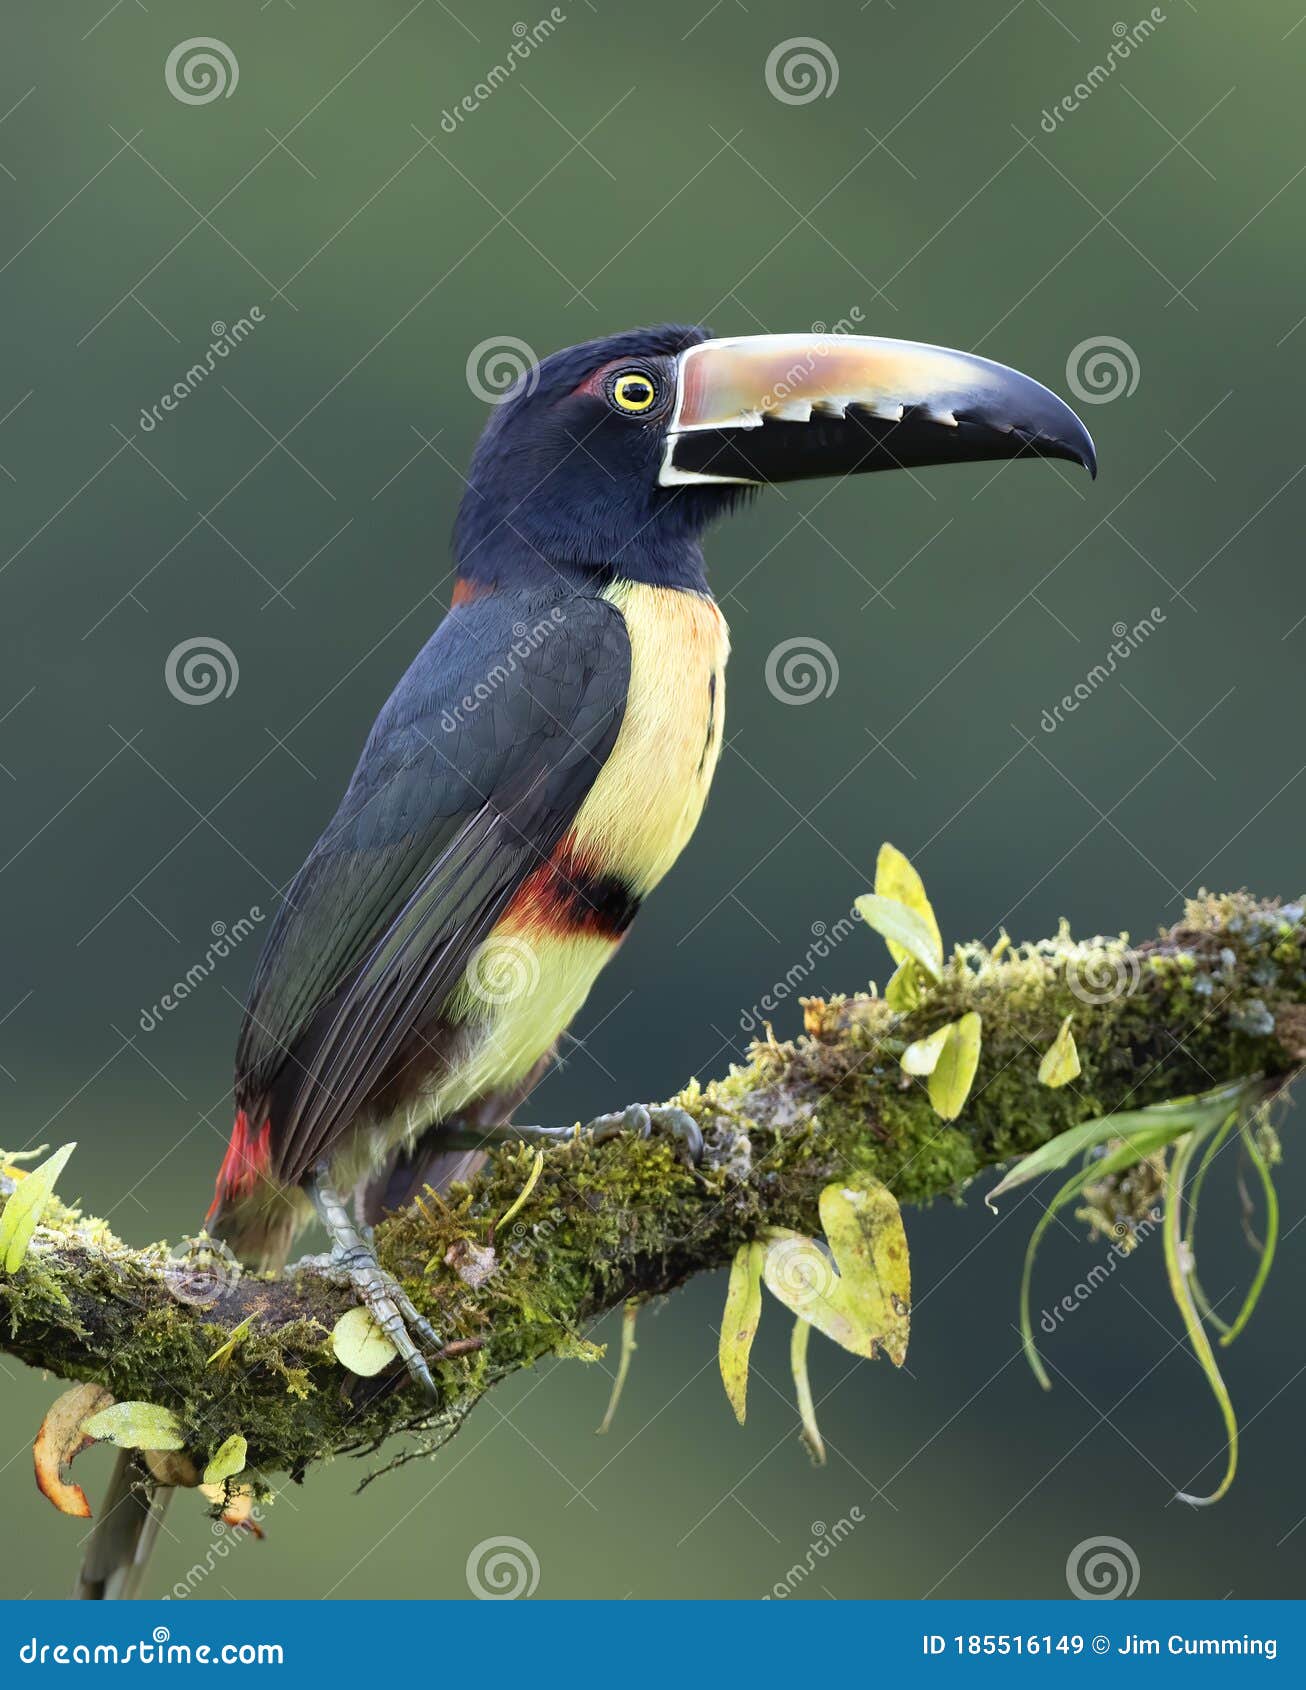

left=233, top=590, right=629, bottom=1189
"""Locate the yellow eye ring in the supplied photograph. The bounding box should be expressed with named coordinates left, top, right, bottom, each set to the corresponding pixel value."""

left=611, top=371, right=657, bottom=414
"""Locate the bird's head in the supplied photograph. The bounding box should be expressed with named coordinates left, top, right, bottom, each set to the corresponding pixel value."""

left=453, top=323, right=1095, bottom=591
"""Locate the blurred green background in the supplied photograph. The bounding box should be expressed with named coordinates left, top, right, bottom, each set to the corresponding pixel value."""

left=2, top=0, right=1304, bottom=1600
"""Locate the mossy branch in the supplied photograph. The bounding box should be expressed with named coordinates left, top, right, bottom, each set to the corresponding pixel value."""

left=3, top=890, right=1303, bottom=1492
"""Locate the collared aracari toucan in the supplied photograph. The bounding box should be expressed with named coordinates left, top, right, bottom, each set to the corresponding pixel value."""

left=79, top=324, right=1093, bottom=1597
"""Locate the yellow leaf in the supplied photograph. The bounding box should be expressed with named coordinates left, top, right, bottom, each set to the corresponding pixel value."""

left=81, top=1401, right=185, bottom=1452
left=202, top=1434, right=248, bottom=1486
left=875, top=844, right=943, bottom=971
left=0, top=1142, right=75, bottom=1272
left=206, top=1313, right=256, bottom=1368
left=718, top=1242, right=764, bottom=1424
left=854, top=895, right=942, bottom=983
left=928, top=1012, right=982, bottom=1121
left=1039, top=1015, right=1081, bottom=1088
left=817, top=1181, right=911, bottom=1367
left=763, top=1231, right=866, bottom=1353
left=884, top=958, right=922, bottom=1012
left=761, top=1177, right=912, bottom=1368
left=901, top=1023, right=951, bottom=1077
left=331, top=1306, right=399, bottom=1377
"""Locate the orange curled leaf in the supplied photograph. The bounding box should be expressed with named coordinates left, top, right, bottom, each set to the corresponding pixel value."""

left=34, top=1384, right=113, bottom=1518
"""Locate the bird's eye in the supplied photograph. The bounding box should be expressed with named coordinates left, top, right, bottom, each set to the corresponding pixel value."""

left=610, top=371, right=658, bottom=414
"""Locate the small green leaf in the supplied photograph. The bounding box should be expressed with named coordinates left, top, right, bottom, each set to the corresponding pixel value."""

left=987, top=1080, right=1252, bottom=1207
left=790, top=1318, right=825, bottom=1466
left=1038, top=1015, right=1081, bottom=1088
left=207, top=1313, right=256, bottom=1368
left=874, top=844, right=943, bottom=971
left=597, top=1302, right=639, bottom=1435
left=202, top=1434, right=248, bottom=1486
left=331, top=1306, right=399, bottom=1377
left=884, top=958, right=922, bottom=1012
left=928, top=1012, right=982, bottom=1121
left=81, top=1401, right=185, bottom=1452
left=1164, top=1130, right=1238, bottom=1505
left=719, top=1242, right=765, bottom=1424
left=855, top=894, right=942, bottom=983
left=0, top=1142, right=76, bottom=1273
left=901, top=1023, right=951, bottom=1077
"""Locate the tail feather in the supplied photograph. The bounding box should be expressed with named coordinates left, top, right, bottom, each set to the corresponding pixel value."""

left=75, top=1451, right=173, bottom=1600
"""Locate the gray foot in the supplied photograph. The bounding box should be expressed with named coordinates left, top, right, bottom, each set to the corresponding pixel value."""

left=311, top=1167, right=442, bottom=1402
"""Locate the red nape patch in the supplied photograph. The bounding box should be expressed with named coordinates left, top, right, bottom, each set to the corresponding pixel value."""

left=451, top=576, right=492, bottom=608
left=502, top=835, right=641, bottom=940
left=206, top=1110, right=273, bottom=1220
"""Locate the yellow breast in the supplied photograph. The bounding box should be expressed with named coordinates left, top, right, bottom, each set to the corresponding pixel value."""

left=421, top=582, right=729, bottom=1123
left=571, top=580, right=729, bottom=892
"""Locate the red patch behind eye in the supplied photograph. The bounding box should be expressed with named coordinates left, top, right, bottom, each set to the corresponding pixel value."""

left=569, top=360, right=625, bottom=400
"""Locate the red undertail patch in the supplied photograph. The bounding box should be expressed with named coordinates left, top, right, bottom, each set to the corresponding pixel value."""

left=207, top=1109, right=273, bottom=1221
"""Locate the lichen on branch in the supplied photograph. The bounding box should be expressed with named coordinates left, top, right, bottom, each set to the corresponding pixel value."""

left=2, top=889, right=1302, bottom=1497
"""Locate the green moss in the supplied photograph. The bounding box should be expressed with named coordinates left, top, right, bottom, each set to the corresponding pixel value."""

left=0, top=890, right=1301, bottom=1483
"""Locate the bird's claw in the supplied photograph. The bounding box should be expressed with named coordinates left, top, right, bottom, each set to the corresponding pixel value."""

left=335, top=1244, right=442, bottom=1402
left=586, top=1102, right=704, bottom=1166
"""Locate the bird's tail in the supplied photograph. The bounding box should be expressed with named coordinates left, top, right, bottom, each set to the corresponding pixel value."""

left=75, top=1451, right=174, bottom=1600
